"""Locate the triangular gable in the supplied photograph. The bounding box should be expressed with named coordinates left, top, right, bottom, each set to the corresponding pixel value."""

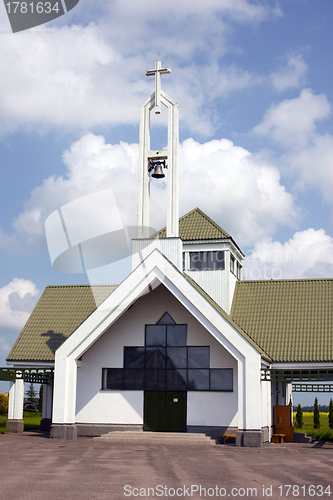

left=57, top=249, right=262, bottom=365
left=52, top=249, right=263, bottom=428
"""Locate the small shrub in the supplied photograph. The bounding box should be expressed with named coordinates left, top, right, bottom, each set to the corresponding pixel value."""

left=313, top=397, right=320, bottom=428
left=295, top=404, right=303, bottom=428
left=329, top=399, right=333, bottom=430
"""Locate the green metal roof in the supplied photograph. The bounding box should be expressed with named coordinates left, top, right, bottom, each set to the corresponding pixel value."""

left=230, top=279, right=333, bottom=363
left=7, top=285, right=117, bottom=363
left=184, top=273, right=271, bottom=361
left=153, top=207, right=231, bottom=241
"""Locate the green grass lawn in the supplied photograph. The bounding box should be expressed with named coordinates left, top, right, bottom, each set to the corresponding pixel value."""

left=293, top=412, right=333, bottom=441
left=0, top=412, right=42, bottom=434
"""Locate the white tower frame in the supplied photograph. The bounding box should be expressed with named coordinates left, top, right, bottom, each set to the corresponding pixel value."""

left=137, top=61, right=179, bottom=238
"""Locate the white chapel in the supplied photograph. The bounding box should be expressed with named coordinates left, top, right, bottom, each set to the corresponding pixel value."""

left=3, top=61, right=333, bottom=447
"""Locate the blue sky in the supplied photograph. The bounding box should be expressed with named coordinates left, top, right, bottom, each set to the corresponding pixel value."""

left=0, top=0, right=332, bottom=404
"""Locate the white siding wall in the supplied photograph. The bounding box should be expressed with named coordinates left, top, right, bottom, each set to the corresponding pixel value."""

left=188, top=392, right=238, bottom=427
left=75, top=283, right=238, bottom=427
left=132, top=238, right=183, bottom=271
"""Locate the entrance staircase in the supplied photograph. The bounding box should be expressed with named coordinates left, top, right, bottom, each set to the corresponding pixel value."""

left=94, top=431, right=217, bottom=446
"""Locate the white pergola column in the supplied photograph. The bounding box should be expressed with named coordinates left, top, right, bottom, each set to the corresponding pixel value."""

left=50, top=354, right=78, bottom=439
left=6, top=378, right=24, bottom=432
left=236, top=355, right=263, bottom=447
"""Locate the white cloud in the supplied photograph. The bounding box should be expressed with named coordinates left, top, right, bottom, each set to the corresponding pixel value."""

left=0, top=133, right=300, bottom=255
left=0, top=278, right=40, bottom=330
left=253, top=89, right=333, bottom=205
left=288, top=134, right=333, bottom=204
left=0, top=0, right=279, bottom=136
left=271, top=54, right=308, bottom=92
left=243, top=228, right=333, bottom=280
left=3, top=134, right=139, bottom=254
left=253, top=89, right=331, bottom=147
left=178, top=138, right=300, bottom=246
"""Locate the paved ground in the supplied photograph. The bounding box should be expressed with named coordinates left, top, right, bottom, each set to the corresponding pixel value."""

left=1, top=432, right=333, bottom=500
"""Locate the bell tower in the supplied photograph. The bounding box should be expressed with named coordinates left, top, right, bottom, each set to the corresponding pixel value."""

left=137, top=60, right=179, bottom=239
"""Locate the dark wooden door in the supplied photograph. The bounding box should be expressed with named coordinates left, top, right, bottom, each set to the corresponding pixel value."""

left=165, top=392, right=187, bottom=432
left=144, top=391, right=187, bottom=432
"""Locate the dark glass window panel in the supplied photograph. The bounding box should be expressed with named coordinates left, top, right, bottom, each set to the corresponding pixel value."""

left=187, top=369, right=209, bottom=390
left=157, top=312, right=176, bottom=325
left=166, top=347, right=187, bottom=368
left=188, top=346, right=210, bottom=368
left=145, top=370, right=166, bottom=390
left=208, top=251, right=224, bottom=270
left=210, top=369, right=233, bottom=391
left=105, top=368, right=124, bottom=390
left=124, top=347, right=145, bottom=369
left=145, top=347, right=166, bottom=369
left=189, top=252, right=204, bottom=270
left=124, top=369, right=145, bottom=390
left=167, top=325, right=187, bottom=346
left=145, top=325, right=166, bottom=346
left=190, top=251, right=225, bottom=270
left=183, top=252, right=185, bottom=271
left=166, top=369, right=187, bottom=390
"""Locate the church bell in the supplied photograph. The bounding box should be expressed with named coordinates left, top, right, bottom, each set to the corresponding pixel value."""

left=151, top=161, right=165, bottom=179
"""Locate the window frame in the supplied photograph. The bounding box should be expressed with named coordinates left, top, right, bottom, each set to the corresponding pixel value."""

left=230, top=253, right=235, bottom=274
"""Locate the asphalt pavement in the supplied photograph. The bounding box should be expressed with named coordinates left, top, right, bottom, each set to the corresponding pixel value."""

left=1, top=432, right=333, bottom=500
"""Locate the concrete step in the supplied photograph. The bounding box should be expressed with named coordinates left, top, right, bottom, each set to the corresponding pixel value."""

left=94, top=431, right=217, bottom=446
left=293, top=432, right=313, bottom=443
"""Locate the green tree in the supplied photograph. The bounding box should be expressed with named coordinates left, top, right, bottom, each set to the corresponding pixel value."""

left=0, top=392, right=9, bottom=410
left=24, top=383, right=39, bottom=413
left=295, top=404, right=303, bottom=428
left=0, top=392, right=9, bottom=414
left=329, top=399, right=333, bottom=430
left=313, top=397, right=320, bottom=429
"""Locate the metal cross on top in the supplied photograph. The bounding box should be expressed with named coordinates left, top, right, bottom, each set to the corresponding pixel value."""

left=146, top=60, right=171, bottom=114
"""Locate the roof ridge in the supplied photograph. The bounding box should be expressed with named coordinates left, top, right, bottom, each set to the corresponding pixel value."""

left=238, top=278, right=333, bottom=284
left=46, top=284, right=118, bottom=289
